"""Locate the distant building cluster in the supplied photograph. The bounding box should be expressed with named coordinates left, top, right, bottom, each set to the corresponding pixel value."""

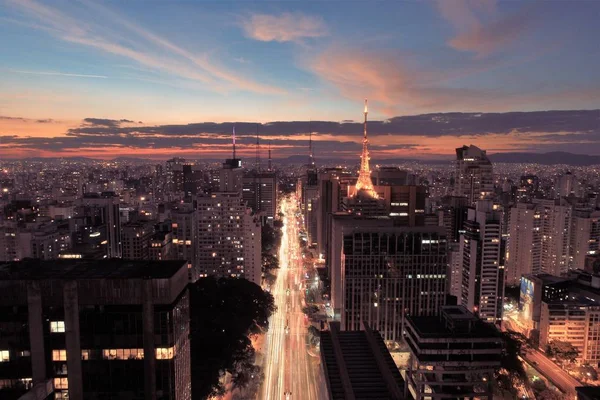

left=3, top=100, right=600, bottom=399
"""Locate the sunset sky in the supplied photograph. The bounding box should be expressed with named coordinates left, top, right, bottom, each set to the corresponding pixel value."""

left=1, top=0, right=600, bottom=159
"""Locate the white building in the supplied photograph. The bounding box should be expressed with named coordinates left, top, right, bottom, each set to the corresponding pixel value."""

left=505, top=203, right=543, bottom=286
left=460, top=200, right=504, bottom=324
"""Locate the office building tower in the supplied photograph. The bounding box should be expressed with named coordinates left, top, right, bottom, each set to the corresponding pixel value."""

left=165, top=158, right=185, bottom=194
left=220, top=129, right=243, bottom=193
left=535, top=198, right=572, bottom=276
left=121, top=221, right=154, bottom=260
left=505, top=203, right=543, bottom=286
left=371, top=167, right=408, bottom=186
left=79, top=192, right=121, bottom=258
left=329, top=214, right=448, bottom=342
left=518, top=175, right=540, bottom=202
left=375, top=185, right=427, bottom=226
left=405, top=306, right=502, bottom=400
left=570, top=209, right=600, bottom=270
left=195, top=193, right=246, bottom=280
left=317, top=167, right=355, bottom=258
left=556, top=171, right=577, bottom=198
left=243, top=209, right=262, bottom=285
left=460, top=200, right=504, bottom=324
left=301, top=131, right=319, bottom=247
left=149, top=231, right=173, bottom=261
left=447, top=243, right=462, bottom=299
left=170, top=207, right=195, bottom=274
left=242, top=173, right=277, bottom=225
left=0, top=259, right=191, bottom=400
left=454, top=145, right=494, bottom=204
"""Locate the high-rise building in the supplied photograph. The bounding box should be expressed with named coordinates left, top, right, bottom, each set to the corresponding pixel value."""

left=149, top=231, right=173, bottom=261
left=556, top=171, right=577, bottom=198
left=371, top=167, right=408, bottom=186
left=79, top=192, right=121, bottom=258
left=0, top=259, right=191, bottom=400
left=243, top=209, right=262, bottom=285
left=405, top=306, right=502, bottom=400
left=165, top=158, right=185, bottom=194
left=121, top=221, right=154, bottom=260
left=570, top=209, right=600, bottom=270
left=329, top=214, right=448, bottom=342
left=195, top=192, right=246, bottom=280
left=170, top=207, right=195, bottom=274
left=460, top=200, right=504, bottom=324
left=316, top=168, right=347, bottom=257
left=535, top=198, right=572, bottom=276
left=505, top=203, right=543, bottom=286
left=454, top=145, right=494, bottom=204
left=242, top=172, right=277, bottom=225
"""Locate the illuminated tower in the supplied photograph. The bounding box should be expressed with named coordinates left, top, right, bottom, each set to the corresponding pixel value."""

left=354, top=99, right=377, bottom=198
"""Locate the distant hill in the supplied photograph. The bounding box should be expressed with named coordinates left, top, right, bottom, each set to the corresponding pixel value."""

left=489, top=152, right=600, bottom=166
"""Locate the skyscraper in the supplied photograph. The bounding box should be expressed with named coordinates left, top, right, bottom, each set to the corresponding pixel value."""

left=505, top=203, right=543, bottom=286
left=195, top=192, right=246, bottom=280
left=460, top=200, right=504, bottom=324
left=329, top=214, right=448, bottom=342
left=79, top=192, right=121, bottom=258
left=454, top=145, right=494, bottom=204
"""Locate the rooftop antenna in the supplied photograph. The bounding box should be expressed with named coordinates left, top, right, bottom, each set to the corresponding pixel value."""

left=232, top=124, right=236, bottom=159
left=268, top=141, right=272, bottom=172
left=308, top=120, right=315, bottom=167
left=255, top=124, right=261, bottom=173
left=254, top=124, right=262, bottom=212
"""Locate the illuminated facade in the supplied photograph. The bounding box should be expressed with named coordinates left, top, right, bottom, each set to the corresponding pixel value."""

left=329, top=213, right=448, bottom=343
left=0, top=259, right=191, bottom=400
left=454, top=145, right=493, bottom=205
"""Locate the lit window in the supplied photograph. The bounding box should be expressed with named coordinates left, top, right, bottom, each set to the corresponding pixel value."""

left=52, top=350, right=67, bottom=361
left=156, top=347, right=175, bottom=360
left=0, top=350, right=9, bottom=362
left=54, top=377, right=68, bottom=389
left=81, top=350, right=89, bottom=360
left=50, top=321, right=65, bottom=333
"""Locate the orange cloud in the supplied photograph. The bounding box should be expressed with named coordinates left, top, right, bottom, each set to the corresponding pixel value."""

left=435, top=0, right=534, bottom=57
left=241, top=12, right=328, bottom=43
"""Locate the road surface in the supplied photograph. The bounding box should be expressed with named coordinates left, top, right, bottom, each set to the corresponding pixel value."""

left=524, top=349, right=580, bottom=397
left=259, top=195, right=327, bottom=400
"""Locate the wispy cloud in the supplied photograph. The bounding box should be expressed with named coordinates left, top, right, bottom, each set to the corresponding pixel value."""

left=241, top=12, right=328, bottom=43
left=435, top=0, right=535, bottom=57
left=6, top=0, right=284, bottom=95
left=9, top=69, right=107, bottom=79
left=309, top=46, right=600, bottom=115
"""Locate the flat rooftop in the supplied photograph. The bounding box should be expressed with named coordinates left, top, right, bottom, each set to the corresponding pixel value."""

left=0, top=259, right=186, bottom=281
left=406, top=315, right=500, bottom=339
left=320, top=323, right=406, bottom=400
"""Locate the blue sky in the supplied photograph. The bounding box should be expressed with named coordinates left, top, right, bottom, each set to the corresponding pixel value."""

left=1, top=0, right=600, bottom=158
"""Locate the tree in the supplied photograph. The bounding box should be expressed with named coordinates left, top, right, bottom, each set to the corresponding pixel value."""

left=495, top=330, right=529, bottom=396
left=531, top=378, right=547, bottom=393
left=308, top=325, right=320, bottom=347
left=537, top=389, right=563, bottom=400
left=546, top=340, right=579, bottom=364
left=189, top=277, right=276, bottom=398
left=302, top=305, right=319, bottom=315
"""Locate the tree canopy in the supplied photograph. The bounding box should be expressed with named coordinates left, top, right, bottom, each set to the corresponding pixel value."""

left=546, top=340, right=579, bottom=364
left=189, top=277, right=276, bottom=398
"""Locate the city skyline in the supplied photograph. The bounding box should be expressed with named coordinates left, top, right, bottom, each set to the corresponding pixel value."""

left=2, top=0, right=600, bottom=159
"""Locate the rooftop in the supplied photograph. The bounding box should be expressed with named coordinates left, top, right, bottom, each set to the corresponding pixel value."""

left=320, top=322, right=406, bottom=400
left=407, top=307, right=501, bottom=339
left=0, top=259, right=186, bottom=281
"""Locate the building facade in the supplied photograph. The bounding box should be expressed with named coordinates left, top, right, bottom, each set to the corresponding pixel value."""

left=0, top=259, right=191, bottom=400
left=460, top=201, right=504, bottom=324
